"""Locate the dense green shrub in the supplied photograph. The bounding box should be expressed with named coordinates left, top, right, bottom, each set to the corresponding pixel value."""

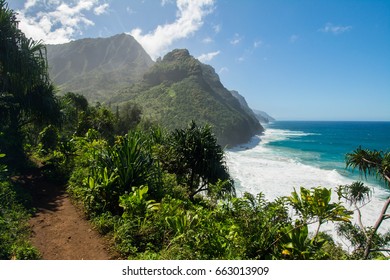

left=0, top=179, right=40, bottom=259
left=66, top=124, right=355, bottom=260
left=68, top=129, right=163, bottom=216
left=38, top=125, right=59, bottom=155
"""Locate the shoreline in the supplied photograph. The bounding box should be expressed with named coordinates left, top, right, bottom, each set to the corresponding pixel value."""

left=225, top=121, right=390, bottom=247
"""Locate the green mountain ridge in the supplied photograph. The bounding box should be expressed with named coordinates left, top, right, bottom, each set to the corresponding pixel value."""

left=253, top=109, right=276, bottom=123
left=46, top=34, right=264, bottom=146
left=230, top=90, right=275, bottom=124
left=110, top=49, right=263, bottom=146
left=46, top=33, right=154, bottom=103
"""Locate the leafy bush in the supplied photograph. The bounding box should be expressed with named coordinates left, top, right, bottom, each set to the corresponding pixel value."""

left=0, top=180, right=40, bottom=259
left=68, top=130, right=110, bottom=215
left=69, top=129, right=163, bottom=216
left=38, top=125, right=59, bottom=155
left=66, top=123, right=354, bottom=260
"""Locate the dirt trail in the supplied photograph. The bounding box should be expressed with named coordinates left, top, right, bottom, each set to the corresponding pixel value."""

left=24, top=173, right=118, bottom=260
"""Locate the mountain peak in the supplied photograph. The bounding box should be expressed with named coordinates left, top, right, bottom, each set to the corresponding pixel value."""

left=46, top=34, right=154, bottom=103
left=113, top=48, right=263, bottom=146
left=162, top=49, right=191, bottom=62
left=143, top=48, right=202, bottom=86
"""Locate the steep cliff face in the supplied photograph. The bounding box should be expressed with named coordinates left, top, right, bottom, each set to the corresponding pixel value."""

left=230, top=90, right=275, bottom=123
left=111, top=49, right=263, bottom=146
left=46, top=33, right=154, bottom=103
left=230, top=90, right=258, bottom=119
left=253, top=109, right=276, bottom=123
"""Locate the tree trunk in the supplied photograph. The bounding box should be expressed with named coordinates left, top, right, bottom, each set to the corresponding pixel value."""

left=313, top=220, right=322, bottom=240
left=363, top=196, right=390, bottom=259
left=355, top=202, right=368, bottom=240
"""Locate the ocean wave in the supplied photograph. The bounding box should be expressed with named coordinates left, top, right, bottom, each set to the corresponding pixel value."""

left=230, top=128, right=321, bottom=152
left=261, top=128, right=320, bottom=145
left=226, top=132, right=390, bottom=241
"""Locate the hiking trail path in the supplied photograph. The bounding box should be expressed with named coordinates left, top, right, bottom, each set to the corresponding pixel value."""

left=25, top=173, right=118, bottom=260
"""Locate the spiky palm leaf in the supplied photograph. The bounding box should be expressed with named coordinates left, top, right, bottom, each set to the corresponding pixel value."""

left=337, top=181, right=372, bottom=206
left=345, top=146, right=390, bottom=259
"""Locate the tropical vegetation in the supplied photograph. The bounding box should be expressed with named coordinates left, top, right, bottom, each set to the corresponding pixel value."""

left=1, top=0, right=389, bottom=260
left=108, top=49, right=263, bottom=147
left=46, top=33, right=154, bottom=104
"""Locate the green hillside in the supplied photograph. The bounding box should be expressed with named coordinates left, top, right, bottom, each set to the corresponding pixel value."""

left=46, top=33, right=154, bottom=103
left=110, top=49, right=263, bottom=146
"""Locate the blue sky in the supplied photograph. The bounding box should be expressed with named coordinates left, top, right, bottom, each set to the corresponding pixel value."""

left=9, top=0, right=390, bottom=121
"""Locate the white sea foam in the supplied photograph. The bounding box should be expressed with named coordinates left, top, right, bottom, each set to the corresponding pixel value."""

left=226, top=128, right=390, bottom=249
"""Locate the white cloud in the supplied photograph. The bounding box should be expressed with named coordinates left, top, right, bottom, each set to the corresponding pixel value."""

left=218, top=67, right=228, bottom=74
left=197, top=50, right=220, bottom=62
left=16, top=0, right=107, bottom=44
left=319, top=23, right=352, bottom=35
left=230, top=33, right=242, bottom=45
left=24, top=0, right=38, bottom=10
left=94, top=3, right=109, bottom=15
left=202, top=37, right=213, bottom=44
left=130, top=0, right=215, bottom=59
left=47, top=0, right=62, bottom=5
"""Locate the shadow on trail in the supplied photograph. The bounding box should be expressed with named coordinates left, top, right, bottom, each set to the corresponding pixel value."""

left=15, top=166, right=118, bottom=260
left=16, top=167, right=67, bottom=215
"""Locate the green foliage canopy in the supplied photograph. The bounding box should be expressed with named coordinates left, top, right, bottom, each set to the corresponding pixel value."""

left=0, top=0, right=60, bottom=165
left=168, top=121, right=234, bottom=200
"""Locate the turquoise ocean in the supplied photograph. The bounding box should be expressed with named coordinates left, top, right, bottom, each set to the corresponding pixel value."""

left=226, top=121, right=390, bottom=241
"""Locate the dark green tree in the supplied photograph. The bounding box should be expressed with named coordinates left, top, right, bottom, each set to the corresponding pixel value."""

left=37, top=124, right=59, bottom=154
left=59, top=92, right=89, bottom=136
left=75, top=103, right=115, bottom=142
left=169, top=121, right=234, bottom=200
left=115, top=102, right=142, bottom=135
left=337, top=182, right=371, bottom=239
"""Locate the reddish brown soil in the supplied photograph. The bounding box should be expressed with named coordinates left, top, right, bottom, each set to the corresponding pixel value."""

left=23, top=172, right=118, bottom=260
